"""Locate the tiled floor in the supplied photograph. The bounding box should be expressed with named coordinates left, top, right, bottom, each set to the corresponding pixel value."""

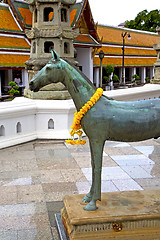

left=0, top=138, right=160, bottom=239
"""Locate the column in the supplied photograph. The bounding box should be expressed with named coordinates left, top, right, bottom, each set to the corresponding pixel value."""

left=93, top=68, right=100, bottom=88
left=22, top=69, right=29, bottom=89
left=89, top=47, right=93, bottom=83
left=140, top=67, right=146, bottom=83
left=120, top=68, right=126, bottom=84
left=119, top=68, right=122, bottom=84
left=150, top=67, right=154, bottom=80
left=130, top=67, right=136, bottom=81
left=123, top=68, right=126, bottom=84
left=8, top=69, right=12, bottom=83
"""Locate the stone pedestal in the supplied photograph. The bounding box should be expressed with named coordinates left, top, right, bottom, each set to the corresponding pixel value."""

left=24, top=82, right=71, bottom=100
left=61, top=190, right=160, bottom=240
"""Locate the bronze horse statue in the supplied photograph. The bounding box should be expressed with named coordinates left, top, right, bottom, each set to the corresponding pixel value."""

left=30, top=50, right=160, bottom=211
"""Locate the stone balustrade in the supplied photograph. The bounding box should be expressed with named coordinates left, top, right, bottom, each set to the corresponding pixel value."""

left=0, top=97, right=75, bottom=149
left=1, top=84, right=160, bottom=149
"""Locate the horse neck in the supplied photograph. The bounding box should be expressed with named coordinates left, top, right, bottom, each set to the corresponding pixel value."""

left=62, top=63, right=96, bottom=111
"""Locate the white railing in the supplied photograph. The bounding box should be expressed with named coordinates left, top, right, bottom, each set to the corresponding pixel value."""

left=0, top=84, right=160, bottom=149
left=0, top=97, right=75, bottom=149
left=104, top=83, right=160, bottom=101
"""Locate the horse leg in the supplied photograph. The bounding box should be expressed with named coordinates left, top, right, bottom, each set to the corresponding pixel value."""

left=82, top=139, right=95, bottom=203
left=83, top=139, right=105, bottom=211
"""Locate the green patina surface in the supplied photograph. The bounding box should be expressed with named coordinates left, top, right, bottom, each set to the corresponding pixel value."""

left=29, top=50, right=160, bottom=211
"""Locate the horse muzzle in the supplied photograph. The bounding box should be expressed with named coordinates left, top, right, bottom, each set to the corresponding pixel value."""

left=29, top=81, right=39, bottom=92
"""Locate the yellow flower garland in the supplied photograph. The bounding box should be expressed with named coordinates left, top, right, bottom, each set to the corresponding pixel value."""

left=65, top=88, right=103, bottom=145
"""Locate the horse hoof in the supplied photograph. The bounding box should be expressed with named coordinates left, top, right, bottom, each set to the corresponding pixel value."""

left=83, top=201, right=98, bottom=211
left=82, top=194, right=92, bottom=203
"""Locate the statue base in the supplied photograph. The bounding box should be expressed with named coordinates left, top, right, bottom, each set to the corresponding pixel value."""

left=151, top=63, right=160, bottom=84
left=60, top=190, right=160, bottom=240
left=24, top=89, right=71, bottom=100
left=151, top=79, right=160, bottom=84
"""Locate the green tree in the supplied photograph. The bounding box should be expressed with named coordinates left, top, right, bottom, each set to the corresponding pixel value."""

left=125, top=9, right=160, bottom=32
left=8, top=81, right=20, bottom=96
left=104, top=64, right=114, bottom=76
left=112, top=74, right=119, bottom=83
left=103, top=65, right=114, bottom=84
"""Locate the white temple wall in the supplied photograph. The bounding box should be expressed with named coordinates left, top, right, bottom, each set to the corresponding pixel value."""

left=76, top=47, right=93, bottom=82
left=22, top=69, right=29, bottom=89
left=1, top=83, right=160, bottom=149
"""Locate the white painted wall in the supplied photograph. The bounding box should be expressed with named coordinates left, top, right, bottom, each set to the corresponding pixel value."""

left=93, top=68, right=99, bottom=87
left=76, top=47, right=93, bottom=82
left=130, top=67, right=136, bottom=81
left=1, top=84, right=160, bottom=149
left=150, top=67, right=154, bottom=80
left=140, top=67, right=146, bottom=83
left=22, top=69, right=29, bottom=89
left=0, top=97, right=75, bottom=149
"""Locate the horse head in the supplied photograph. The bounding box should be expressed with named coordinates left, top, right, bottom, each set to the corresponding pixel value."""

left=29, top=50, right=64, bottom=92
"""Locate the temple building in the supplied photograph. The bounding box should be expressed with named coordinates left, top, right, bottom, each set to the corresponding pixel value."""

left=0, top=0, right=159, bottom=96
left=0, top=0, right=31, bottom=96
left=94, top=25, right=159, bottom=87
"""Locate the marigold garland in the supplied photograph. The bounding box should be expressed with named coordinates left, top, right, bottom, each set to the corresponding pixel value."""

left=65, top=88, right=103, bottom=145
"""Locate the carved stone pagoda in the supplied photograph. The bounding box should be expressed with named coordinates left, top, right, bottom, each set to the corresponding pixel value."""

left=24, top=0, right=79, bottom=99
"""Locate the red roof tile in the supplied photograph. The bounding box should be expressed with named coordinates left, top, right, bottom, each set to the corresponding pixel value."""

left=0, top=53, right=30, bottom=67
left=0, top=5, right=21, bottom=32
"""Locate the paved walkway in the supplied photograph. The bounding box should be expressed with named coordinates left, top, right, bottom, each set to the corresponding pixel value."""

left=0, top=138, right=160, bottom=239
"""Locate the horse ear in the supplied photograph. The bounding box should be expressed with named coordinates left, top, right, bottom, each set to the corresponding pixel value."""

left=51, top=49, right=60, bottom=61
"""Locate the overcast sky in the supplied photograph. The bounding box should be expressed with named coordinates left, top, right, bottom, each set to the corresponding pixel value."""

left=77, top=0, right=160, bottom=26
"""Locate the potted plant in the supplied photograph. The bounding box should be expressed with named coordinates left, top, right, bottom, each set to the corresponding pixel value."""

left=132, top=74, right=140, bottom=85
left=145, top=77, right=150, bottom=83
left=112, top=74, right=119, bottom=88
left=104, top=65, right=114, bottom=90
left=8, top=81, right=20, bottom=97
left=103, top=76, right=110, bottom=90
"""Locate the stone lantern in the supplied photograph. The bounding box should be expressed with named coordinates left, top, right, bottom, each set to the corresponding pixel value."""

left=24, top=0, right=79, bottom=99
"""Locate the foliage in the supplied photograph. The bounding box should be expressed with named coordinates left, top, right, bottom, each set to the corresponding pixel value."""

left=103, top=76, right=109, bottom=83
left=112, top=74, right=119, bottom=82
left=104, top=65, right=114, bottom=76
left=14, top=85, right=19, bottom=90
left=132, top=74, right=140, bottom=84
left=145, top=77, right=150, bottom=83
left=8, top=88, right=15, bottom=95
left=8, top=81, right=16, bottom=87
left=103, top=65, right=115, bottom=84
left=132, top=74, right=140, bottom=81
left=8, top=81, right=20, bottom=96
left=14, top=90, right=20, bottom=95
left=125, top=9, right=160, bottom=32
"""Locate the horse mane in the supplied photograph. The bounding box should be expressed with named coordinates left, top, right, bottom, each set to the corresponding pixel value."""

left=62, top=58, right=113, bottom=101
left=63, top=58, right=96, bottom=89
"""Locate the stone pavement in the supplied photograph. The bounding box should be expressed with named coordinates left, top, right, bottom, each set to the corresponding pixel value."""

left=0, top=138, right=160, bottom=240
